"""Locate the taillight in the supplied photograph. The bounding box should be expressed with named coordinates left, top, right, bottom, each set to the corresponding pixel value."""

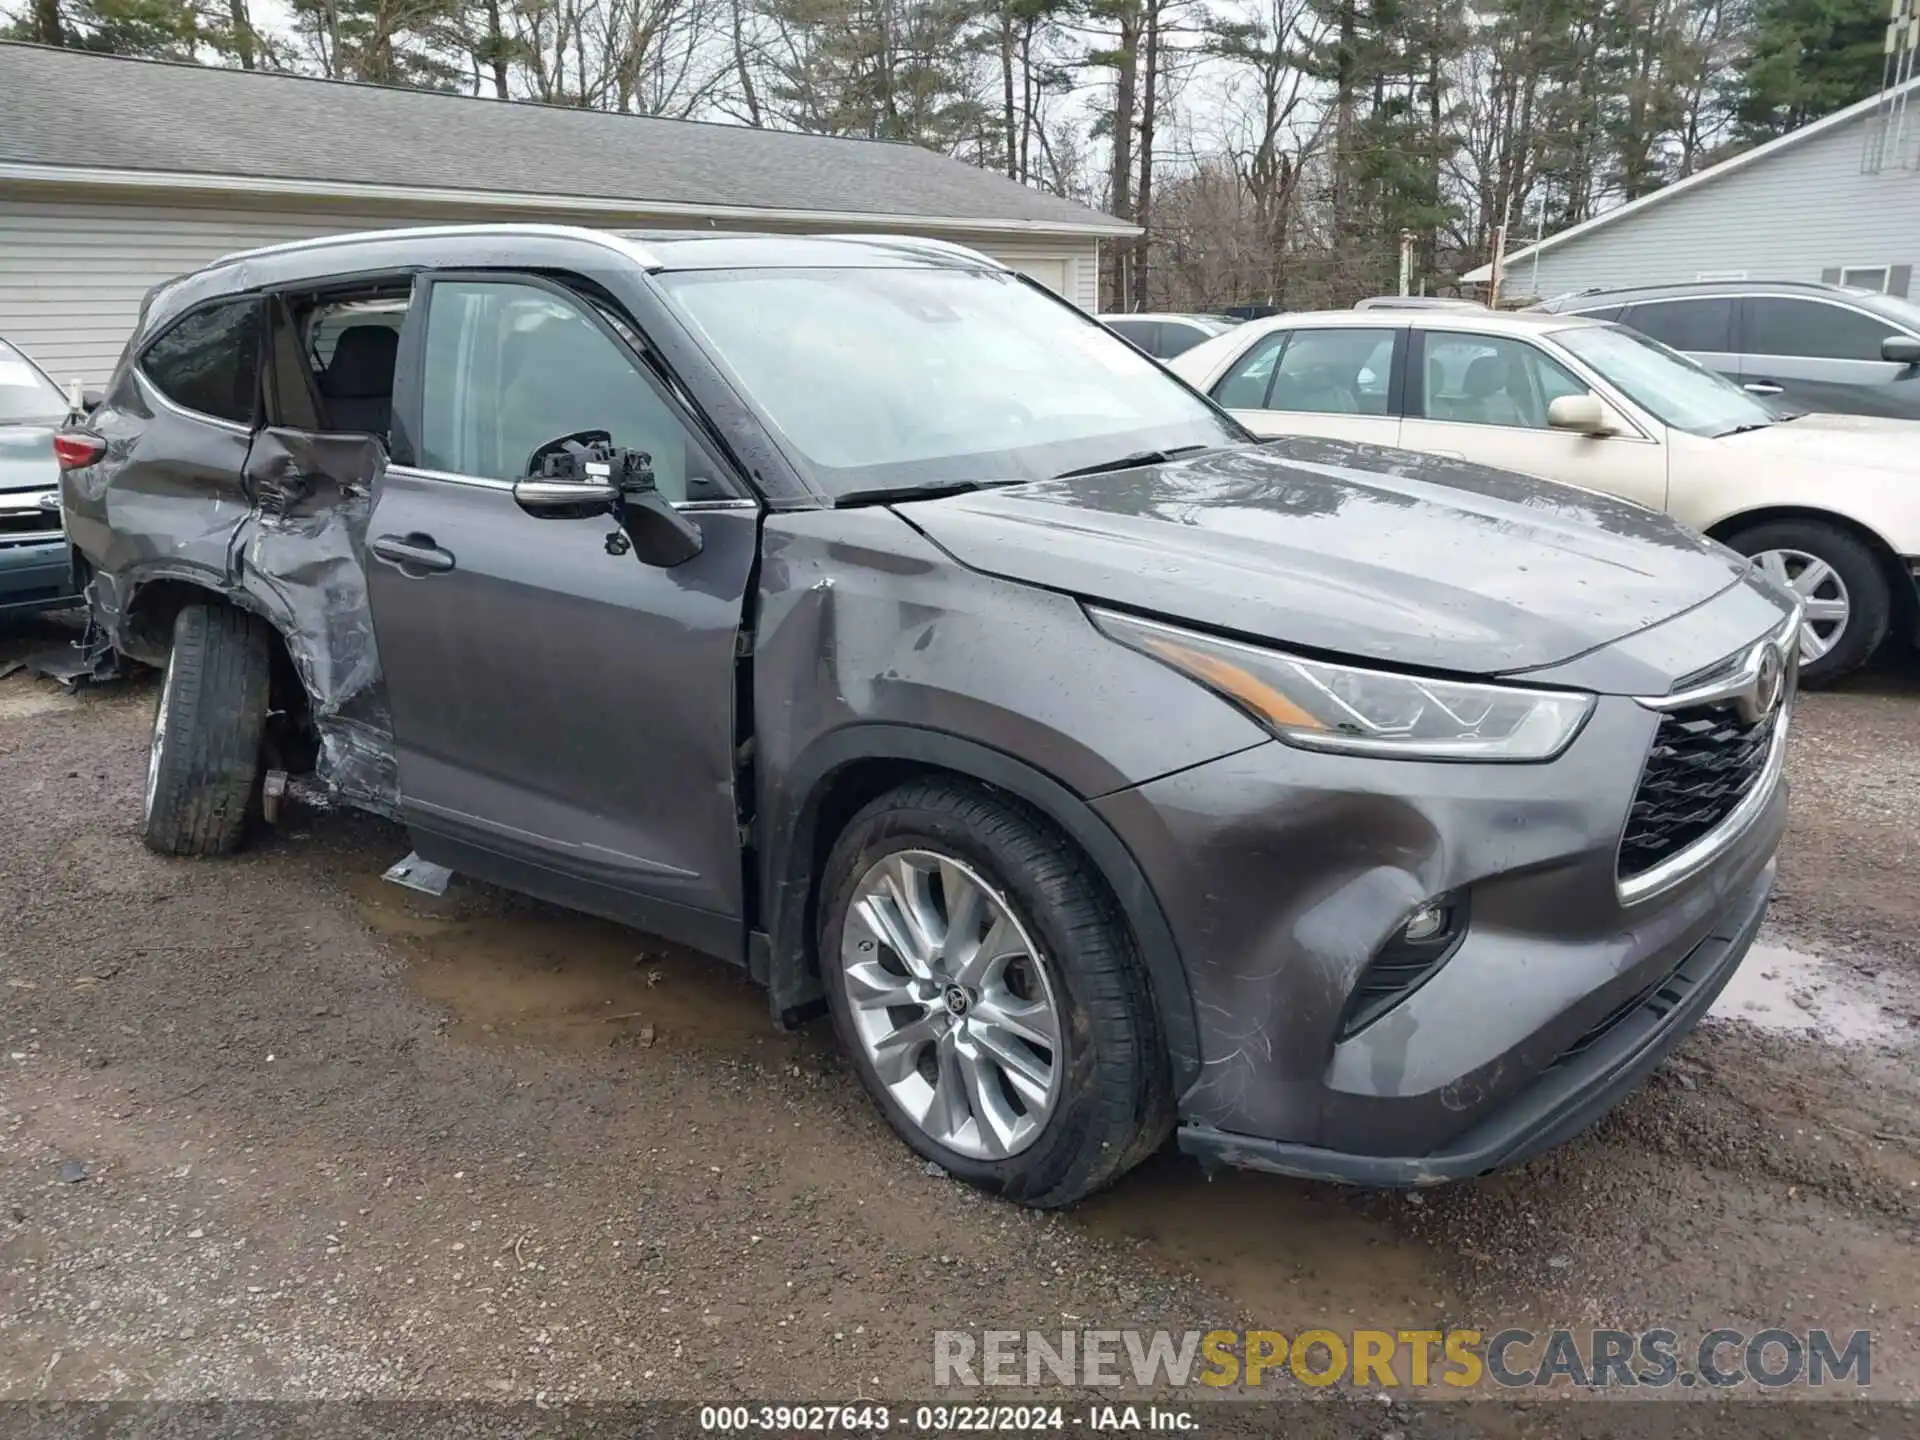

left=52, top=432, right=105, bottom=470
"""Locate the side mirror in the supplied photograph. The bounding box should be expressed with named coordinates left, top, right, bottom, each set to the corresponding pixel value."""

left=1882, top=335, right=1920, bottom=365
left=1547, top=393, right=1613, bottom=435
left=82, top=388, right=106, bottom=412
left=511, top=430, right=703, bottom=568
left=512, top=474, right=620, bottom=518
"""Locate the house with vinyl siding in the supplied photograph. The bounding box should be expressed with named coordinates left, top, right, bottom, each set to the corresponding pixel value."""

left=1464, top=77, right=1920, bottom=304
left=0, top=42, right=1134, bottom=389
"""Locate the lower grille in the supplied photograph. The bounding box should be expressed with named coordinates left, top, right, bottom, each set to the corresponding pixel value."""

left=1618, top=701, right=1775, bottom=884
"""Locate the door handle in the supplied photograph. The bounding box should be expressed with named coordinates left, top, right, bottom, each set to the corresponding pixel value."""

left=370, top=532, right=456, bottom=574
left=1743, top=382, right=1783, bottom=396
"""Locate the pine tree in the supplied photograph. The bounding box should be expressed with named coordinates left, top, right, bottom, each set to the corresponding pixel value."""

left=1732, top=0, right=1888, bottom=139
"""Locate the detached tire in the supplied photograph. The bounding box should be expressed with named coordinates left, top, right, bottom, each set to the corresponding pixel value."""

left=142, top=602, right=272, bottom=856
left=1725, top=519, right=1890, bottom=688
left=820, top=779, right=1171, bottom=1207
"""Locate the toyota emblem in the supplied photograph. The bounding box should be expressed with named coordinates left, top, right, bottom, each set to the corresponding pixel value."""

left=1739, top=642, right=1786, bottom=725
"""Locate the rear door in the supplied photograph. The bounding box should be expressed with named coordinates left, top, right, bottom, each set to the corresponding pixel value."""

left=1397, top=328, right=1669, bottom=512
left=367, top=270, right=760, bottom=961
left=1208, top=325, right=1404, bottom=446
left=1736, top=295, right=1918, bottom=417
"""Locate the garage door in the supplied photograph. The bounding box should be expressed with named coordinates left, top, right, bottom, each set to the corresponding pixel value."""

left=1009, top=258, right=1068, bottom=295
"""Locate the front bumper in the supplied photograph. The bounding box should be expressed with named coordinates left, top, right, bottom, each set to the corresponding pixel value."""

left=1092, top=682, right=1787, bottom=1176
left=1177, top=860, right=1770, bottom=1185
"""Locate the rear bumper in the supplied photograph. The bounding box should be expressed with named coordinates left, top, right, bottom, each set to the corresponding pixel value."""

left=1178, top=860, right=1771, bottom=1186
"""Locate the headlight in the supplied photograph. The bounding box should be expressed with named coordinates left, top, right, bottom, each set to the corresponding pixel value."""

left=1091, top=609, right=1594, bottom=762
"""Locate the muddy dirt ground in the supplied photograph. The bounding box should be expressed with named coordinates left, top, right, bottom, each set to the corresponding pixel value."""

left=4, top=611, right=1919, bottom=1433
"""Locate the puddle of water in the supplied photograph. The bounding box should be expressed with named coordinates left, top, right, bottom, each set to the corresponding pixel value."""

left=1076, top=1153, right=1455, bottom=1331
left=1708, top=940, right=1902, bottom=1044
left=347, top=872, right=800, bottom=1057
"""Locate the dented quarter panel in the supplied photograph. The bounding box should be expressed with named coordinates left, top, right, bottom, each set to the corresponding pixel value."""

left=62, top=373, right=255, bottom=615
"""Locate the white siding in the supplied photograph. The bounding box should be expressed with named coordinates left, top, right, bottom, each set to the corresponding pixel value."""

left=0, top=190, right=1103, bottom=386
left=1506, top=109, right=1920, bottom=302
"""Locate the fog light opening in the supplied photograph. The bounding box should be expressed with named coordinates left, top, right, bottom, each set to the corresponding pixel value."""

left=1401, top=899, right=1451, bottom=943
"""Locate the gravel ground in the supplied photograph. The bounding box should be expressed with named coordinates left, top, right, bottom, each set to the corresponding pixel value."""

left=4, top=612, right=1919, bottom=1432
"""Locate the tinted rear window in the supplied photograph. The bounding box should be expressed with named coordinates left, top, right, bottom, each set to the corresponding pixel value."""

left=141, top=299, right=263, bottom=426
left=1623, top=298, right=1732, bottom=352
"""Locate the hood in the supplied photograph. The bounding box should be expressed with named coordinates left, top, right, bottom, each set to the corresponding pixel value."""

left=0, top=423, right=58, bottom=494
left=1718, top=412, right=1919, bottom=475
left=894, top=437, right=1753, bottom=676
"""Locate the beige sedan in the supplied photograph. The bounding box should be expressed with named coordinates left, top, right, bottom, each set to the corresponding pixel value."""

left=1169, top=308, right=1920, bottom=685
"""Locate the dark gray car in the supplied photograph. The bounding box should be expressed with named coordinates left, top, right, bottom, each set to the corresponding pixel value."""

left=1535, top=280, right=1920, bottom=420
left=58, top=227, right=1799, bottom=1206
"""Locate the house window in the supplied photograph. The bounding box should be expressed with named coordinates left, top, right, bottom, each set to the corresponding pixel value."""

left=1840, top=266, right=1891, bottom=293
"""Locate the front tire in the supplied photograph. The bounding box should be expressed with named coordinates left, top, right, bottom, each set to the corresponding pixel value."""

left=1725, top=519, right=1889, bottom=687
left=143, top=603, right=272, bottom=856
left=819, top=779, right=1171, bottom=1207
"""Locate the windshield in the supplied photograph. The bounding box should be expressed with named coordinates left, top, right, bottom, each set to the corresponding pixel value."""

left=0, top=340, right=67, bottom=425
left=1554, top=323, right=1778, bottom=436
left=657, top=266, right=1243, bottom=497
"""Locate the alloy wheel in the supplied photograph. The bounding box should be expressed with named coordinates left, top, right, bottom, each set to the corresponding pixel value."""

left=839, top=849, right=1062, bottom=1160
left=1753, top=548, right=1849, bottom=662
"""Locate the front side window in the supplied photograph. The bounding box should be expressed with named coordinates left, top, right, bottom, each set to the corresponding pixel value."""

left=1418, top=332, right=1585, bottom=428
left=0, top=339, right=67, bottom=424
left=657, top=266, right=1242, bottom=498
left=418, top=280, right=701, bottom=502
left=1212, top=331, right=1288, bottom=408
left=141, top=298, right=262, bottom=426
left=1623, top=298, right=1733, bottom=353
left=1267, top=329, right=1396, bottom=414
left=1743, top=298, right=1899, bottom=361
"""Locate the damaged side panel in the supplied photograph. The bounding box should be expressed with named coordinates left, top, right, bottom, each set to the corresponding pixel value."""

left=236, top=429, right=397, bottom=814
left=78, top=425, right=400, bottom=815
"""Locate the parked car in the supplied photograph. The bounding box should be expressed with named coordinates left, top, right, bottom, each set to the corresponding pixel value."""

left=61, top=226, right=1798, bottom=1206
left=1170, top=307, right=1918, bottom=685
left=1533, top=281, right=1920, bottom=422
left=1098, top=312, right=1238, bottom=359
left=0, top=336, right=82, bottom=617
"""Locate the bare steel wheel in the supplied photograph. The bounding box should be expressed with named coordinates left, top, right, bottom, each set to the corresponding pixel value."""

left=820, top=778, right=1172, bottom=1207
left=840, top=850, right=1061, bottom=1160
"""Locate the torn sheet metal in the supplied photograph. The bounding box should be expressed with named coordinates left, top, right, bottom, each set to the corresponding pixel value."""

left=20, top=617, right=123, bottom=691
left=236, top=428, right=398, bottom=815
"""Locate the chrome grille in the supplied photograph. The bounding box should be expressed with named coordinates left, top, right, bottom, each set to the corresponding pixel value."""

left=1618, top=701, right=1775, bottom=884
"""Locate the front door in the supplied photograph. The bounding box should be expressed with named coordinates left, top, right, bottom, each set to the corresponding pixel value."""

left=366, top=272, right=759, bottom=961
left=1398, top=329, right=1670, bottom=513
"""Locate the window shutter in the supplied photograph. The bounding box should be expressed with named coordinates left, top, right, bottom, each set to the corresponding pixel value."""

left=1890, top=265, right=1913, bottom=298
left=1820, top=267, right=1843, bottom=285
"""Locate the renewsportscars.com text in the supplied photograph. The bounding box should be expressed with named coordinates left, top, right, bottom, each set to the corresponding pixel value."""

left=934, top=1327, right=1871, bottom=1390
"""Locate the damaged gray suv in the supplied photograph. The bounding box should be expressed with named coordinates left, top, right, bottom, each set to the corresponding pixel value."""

left=60, top=226, right=1800, bottom=1206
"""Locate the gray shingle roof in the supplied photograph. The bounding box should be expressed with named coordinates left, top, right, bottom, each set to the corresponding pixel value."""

left=0, top=42, right=1131, bottom=235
